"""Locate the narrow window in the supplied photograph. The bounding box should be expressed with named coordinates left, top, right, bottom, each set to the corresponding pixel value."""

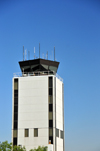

left=49, top=112, right=53, bottom=120
left=14, top=79, right=18, bottom=90
left=13, top=130, right=17, bottom=137
left=49, top=96, right=53, bottom=104
left=14, top=105, right=18, bottom=113
left=60, top=130, right=64, bottom=139
left=25, top=129, right=29, bottom=137
left=14, top=122, right=17, bottom=129
left=14, top=113, right=18, bottom=120
left=34, top=128, right=38, bottom=137
left=49, top=128, right=53, bottom=136
left=56, top=129, right=59, bottom=137
left=49, top=120, right=53, bottom=127
left=49, top=136, right=53, bottom=144
left=49, top=77, right=52, bottom=88
left=14, top=98, right=18, bottom=105
left=49, top=104, right=53, bottom=111
left=13, top=138, right=17, bottom=146
left=49, top=88, right=52, bottom=95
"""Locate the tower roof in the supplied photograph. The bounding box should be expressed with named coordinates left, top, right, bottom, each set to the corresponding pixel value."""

left=19, top=58, right=59, bottom=73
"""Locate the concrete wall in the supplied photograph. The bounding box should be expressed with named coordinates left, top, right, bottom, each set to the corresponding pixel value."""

left=18, top=76, right=49, bottom=151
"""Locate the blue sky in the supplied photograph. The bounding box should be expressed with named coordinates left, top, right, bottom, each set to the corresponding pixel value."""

left=0, top=0, right=100, bottom=151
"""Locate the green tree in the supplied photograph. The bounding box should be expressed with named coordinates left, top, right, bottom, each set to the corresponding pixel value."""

left=29, top=146, right=47, bottom=151
left=0, top=141, right=26, bottom=151
left=13, top=145, right=26, bottom=151
left=0, top=141, right=12, bottom=151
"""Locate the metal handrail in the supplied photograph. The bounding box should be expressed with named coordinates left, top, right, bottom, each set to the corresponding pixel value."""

left=13, top=71, right=63, bottom=82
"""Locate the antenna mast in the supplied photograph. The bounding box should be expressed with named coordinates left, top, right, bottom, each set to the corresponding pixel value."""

left=39, top=43, right=40, bottom=58
left=28, top=51, right=30, bottom=60
left=54, top=46, right=55, bottom=61
left=23, top=46, right=24, bottom=61
left=47, top=51, right=48, bottom=60
left=34, top=47, right=35, bottom=59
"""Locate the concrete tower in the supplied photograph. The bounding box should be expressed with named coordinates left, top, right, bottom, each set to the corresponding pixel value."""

left=12, top=58, right=64, bottom=151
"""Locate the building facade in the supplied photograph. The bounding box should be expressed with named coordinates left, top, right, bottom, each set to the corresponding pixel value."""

left=12, top=59, right=64, bottom=151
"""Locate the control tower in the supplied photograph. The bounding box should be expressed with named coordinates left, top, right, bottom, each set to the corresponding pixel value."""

left=12, top=56, right=64, bottom=151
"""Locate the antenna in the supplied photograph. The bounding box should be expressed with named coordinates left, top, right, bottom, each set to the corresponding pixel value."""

left=54, top=46, right=55, bottom=61
left=39, top=43, right=40, bottom=58
left=42, top=53, right=44, bottom=59
left=23, top=46, right=24, bottom=61
left=34, top=47, right=35, bottom=59
left=25, top=49, right=26, bottom=60
left=28, top=51, right=30, bottom=60
left=46, top=51, right=48, bottom=60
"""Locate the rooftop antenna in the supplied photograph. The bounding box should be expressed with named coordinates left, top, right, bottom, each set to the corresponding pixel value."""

left=42, top=53, right=44, bottom=59
left=39, top=43, right=40, bottom=58
left=34, top=47, right=35, bottom=59
left=23, top=46, right=24, bottom=61
left=54, top=46, right=55, bottom=61
left=47, top=51, right=48, bottom=60
left=28, top=50, right=30, bottom=60
left=25, top=49, right=26, bottom=60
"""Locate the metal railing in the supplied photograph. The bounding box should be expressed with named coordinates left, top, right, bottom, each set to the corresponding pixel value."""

left=13, top=71, right=63, bottom=82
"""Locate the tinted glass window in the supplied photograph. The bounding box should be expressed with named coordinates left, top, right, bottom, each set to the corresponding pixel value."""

left=13, top=138, right=17, bottom=146
left=49, top=77, right=52, bottom=88
left=49, top=88, right=52, bottom=96
left=14, top=106, right=18, bottom=113
left=60, top=130, right=64, bottom=139
left=14, top=98, right=18, bottom=105
left=49, top=120, right=53, bottom=127
left=49, top=104, right=53, bottom=111
left=56, top=129, right=59, bottom=137
left=25, top=129, right=29, bottom=137
left=14, top=122, right=17, bottom=129
left=14, top=113, right=18, bottom=121
left=49, top=128, right=53, bottom=136
left=34, top=128, right=38, bottom=137
left=49, top=136, right=53, bottom=144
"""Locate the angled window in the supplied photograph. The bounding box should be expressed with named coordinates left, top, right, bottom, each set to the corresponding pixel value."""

left=60, top=130, right=64, bottom=139
left=56, top=129, right=59, bottom=137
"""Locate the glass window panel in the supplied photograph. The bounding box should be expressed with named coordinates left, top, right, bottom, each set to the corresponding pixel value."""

left=34, top=128, right=38, bottom=137
left=13, top=138, right=17, bottom=146
left=13, top=130, right=17, bottom=137
left=14, top=106, right=18, bottom=113
left=60, top=130, right=64, bottom=139
left=14, top=83, right=18, bottom=90
left=49, top=112, right=52, bottom=119
left=14, top=113, right=18, bottom=121
left=25, top=129, right=29, bottom=137
left=49, top=136, right=53, bottom=144
left=14, top=93, right=18, bottom=97
left=56, top=129, right=59, bottom=137
left=49, top=77, right=52, bottom=88
left=14, top=98, right=18, bottom=105
left=49, top=96, right=53, bottom=104
left=49, top=128, right=53, bottom=136
left=14, top=122, right=17, bottom=129
left=49, top=104, right=53, bottom=111
left=49, top=88, right=52, bottom=96
left=49, top=120, right=53, bottom=127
